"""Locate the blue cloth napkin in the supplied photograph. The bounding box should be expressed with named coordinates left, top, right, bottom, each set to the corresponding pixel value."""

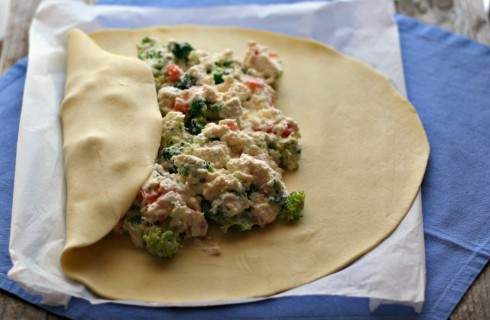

left=1, top=5, right=489, bottom=319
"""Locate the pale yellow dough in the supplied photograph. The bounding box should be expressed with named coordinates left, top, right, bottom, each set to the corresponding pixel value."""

left=60, top=29, right=162, bottom=277
left=60, top=27, right=429, bottom=303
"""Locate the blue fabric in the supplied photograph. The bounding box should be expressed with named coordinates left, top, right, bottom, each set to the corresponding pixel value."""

left=397, top=16, right=490, bottom=318
left=0, top=5, right=489, bottom=319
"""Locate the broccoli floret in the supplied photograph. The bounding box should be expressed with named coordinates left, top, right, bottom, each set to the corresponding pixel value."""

left=142, top=229, right=181, bottom=258
left=160, top=145, right=182, bottom=161
left=141, top=36, right=152, bottom=44
left=171, top=42, right=194, bottom=63
left=158, top=143, right=193, bottom=171
left=177, top=158, right=214, bottom=178
left=159, top=143, right=192, bottom=161
left=174, top=74, right=197, bottom=90
left=161, top=112, right=192, bottom=147
left=189, top=51, right=201, bottom=65
left=185, top=97, right=223, bottom=135
left=220, top=218, right=256, bottom=233
left=267, top=137, right=302, bottom=171
left=125, top=214, right=142, bottom=225
left=280, top=191, right=305, bottom=222
left=188, top=97, right=223, bottom=120
left=206, top=209, right=256, bottom=233
left=137, top=38, right=170, bottom=90
left=138, top=47, right=162, bottom=60
left=202, top=199, right=256, bottom=233
left=202, top=103, right=222, bottom=121
left=187, top=117, right=206, bottom=135
left=189, top=97, right=207, bottom=118
left=212, top=67, right=228, bottom=84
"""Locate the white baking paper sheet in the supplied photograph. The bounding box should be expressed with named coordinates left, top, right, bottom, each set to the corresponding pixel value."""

left=8, top=0, right=425, bottom=312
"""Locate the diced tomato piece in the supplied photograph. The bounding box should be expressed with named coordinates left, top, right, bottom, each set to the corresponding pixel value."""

left=166, top=63, right=183, bottom=83
left=281, top=128, right=292, bottom=138
left=243, top=76, right=265, bottom=90
left=268, top=52, right=278, bottom=58
left=172, top=98, right=190, bottom=114
left=266, top=125, right=274, bottom=133
left=141, top=189, right=159, bottom=204
left=281, top=124, right=295, bottom=138
left=220, top=119, right=239, bottom=131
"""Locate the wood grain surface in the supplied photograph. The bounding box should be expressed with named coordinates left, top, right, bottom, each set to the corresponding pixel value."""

left=0, top=0, right=42, bottom=74
left=0, top=1, right=489, bottom=319
left=396, top=0, right=490, bottom=45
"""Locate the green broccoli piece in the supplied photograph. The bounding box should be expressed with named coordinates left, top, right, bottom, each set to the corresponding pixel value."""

left=280, top=191, right=305, bottom=222
left=159, top=142, right=192, bottom=161
left=125, top=214, right=142, bottom=225
left=208, top=211, right=256, bottom=233
left=266, top=137, right=302, bottom=171
left=202, top=103, right=222, bottom=121
left=142, top=229, right=181, bottom=258
left=173, top=74, right=197, bottom=90
left=160, top=145, right=183, bottom=161
left=185, top=97, right=222, bottom=135
left=158, top=142, right=193, bottom=172
left=187, top=117, right=206, bottom=135
left=161, top=112, right=192, bottom=147
left=141, top=36, right=152, bottom=44
left=201, top=200, right=255, bottom=233
left=188, top=97, right=207, bottom=118
left=212, top=67, right=228, bottom=84
left=138, top=47, right=162, bottom=60
left=171, top=42, right=194, bottom=63
left=220, top=219, right=256, bottom=233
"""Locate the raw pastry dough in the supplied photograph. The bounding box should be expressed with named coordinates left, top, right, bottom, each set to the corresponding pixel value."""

left=60, top=27, right=429, bottom=303
left=60, top=29, right=161, bottom=281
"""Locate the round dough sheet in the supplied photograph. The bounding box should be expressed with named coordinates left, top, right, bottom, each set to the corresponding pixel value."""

left=61, top=26, right=429, bottom=303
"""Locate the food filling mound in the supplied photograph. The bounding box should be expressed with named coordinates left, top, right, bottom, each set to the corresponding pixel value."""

left=114, top=37, right=305, bottom=258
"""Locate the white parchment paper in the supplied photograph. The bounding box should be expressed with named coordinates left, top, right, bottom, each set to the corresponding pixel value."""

left=8, top=0, right=425, bottom=311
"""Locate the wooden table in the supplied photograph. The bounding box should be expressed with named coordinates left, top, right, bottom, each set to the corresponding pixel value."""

left=0, top=1, right=489, bottom=319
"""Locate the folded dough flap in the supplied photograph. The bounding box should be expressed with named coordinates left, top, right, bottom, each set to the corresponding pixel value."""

left=60, top=29, right=162, bottom=268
